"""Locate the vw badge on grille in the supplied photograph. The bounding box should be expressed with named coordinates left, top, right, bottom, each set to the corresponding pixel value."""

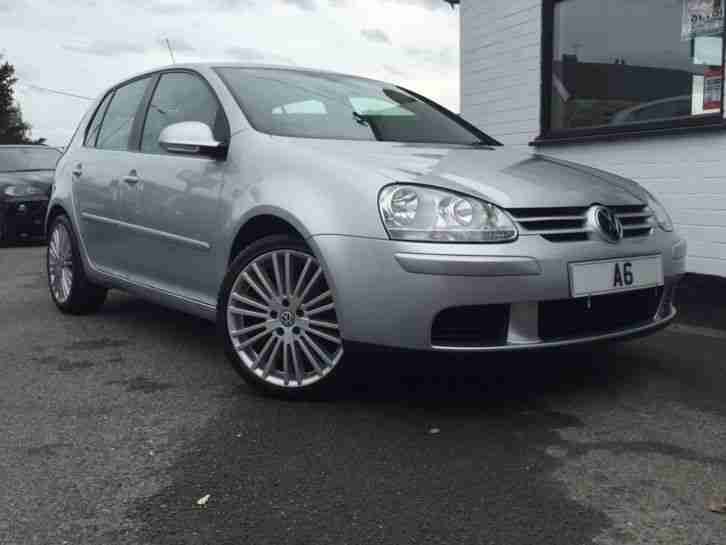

left=588, top=205, right=623, bottom=243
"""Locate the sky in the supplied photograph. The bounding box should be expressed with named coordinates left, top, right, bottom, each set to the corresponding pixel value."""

left=0, top=0, right=460, bottom=146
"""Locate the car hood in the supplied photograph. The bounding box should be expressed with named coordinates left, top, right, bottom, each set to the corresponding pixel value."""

left=280, top=139, right=647, bottom=208
left=0, top=170, right=54, bottom=197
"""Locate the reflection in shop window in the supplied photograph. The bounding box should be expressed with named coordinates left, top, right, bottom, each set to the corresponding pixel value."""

left=550, top=0, right=724, bottom=131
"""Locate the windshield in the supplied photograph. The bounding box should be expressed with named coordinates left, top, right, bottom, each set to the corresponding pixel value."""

left=0, top=147, right=61, bottom=173
left=215, top=67, right=498, bottom=145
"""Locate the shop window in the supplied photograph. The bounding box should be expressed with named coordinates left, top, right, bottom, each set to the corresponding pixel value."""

left=540, top=0, right=725, bottom=140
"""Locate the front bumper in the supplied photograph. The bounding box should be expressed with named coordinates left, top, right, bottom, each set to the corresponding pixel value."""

left=311, top=232, right=686, bottom=351
left=1, top=198, right=49, bottom=241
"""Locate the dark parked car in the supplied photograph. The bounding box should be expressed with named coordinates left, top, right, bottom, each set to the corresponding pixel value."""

left=0, top=145, right=61, bottom=244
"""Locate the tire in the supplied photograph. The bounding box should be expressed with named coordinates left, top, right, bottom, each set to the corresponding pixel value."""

left=47, top=214, right=107, bottom=315
left=218, top=234, right=347, bottom=399
left=0, top=216, right=11, bottom=247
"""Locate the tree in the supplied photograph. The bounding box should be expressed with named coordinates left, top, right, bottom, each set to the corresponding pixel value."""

left=0, top=56, right=44, bottom=145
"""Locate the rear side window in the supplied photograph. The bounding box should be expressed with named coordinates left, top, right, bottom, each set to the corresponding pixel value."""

left=96, top=77, right=151, bottom=151
left=84, top=92, right=114, bottom=147
left=141, top=72, right=228, bottom=155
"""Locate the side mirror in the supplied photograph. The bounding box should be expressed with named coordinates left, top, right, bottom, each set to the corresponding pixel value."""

left=158, top=121, right=227, bottom=158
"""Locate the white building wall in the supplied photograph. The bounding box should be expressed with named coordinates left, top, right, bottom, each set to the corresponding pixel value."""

left=461, top=0, right=726, bottom=278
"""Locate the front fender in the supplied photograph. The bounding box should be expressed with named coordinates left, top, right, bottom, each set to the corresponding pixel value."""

left=219, top=131, right=390, bottom=246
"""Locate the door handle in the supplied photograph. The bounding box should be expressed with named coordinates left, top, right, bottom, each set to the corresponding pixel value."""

left=122, top=170, right=140, bottom=185
left=71, top=164, right=82, bottom=178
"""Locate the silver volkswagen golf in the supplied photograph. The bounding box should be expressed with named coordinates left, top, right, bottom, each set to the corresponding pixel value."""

left=47, top=63, right=686, bottom=397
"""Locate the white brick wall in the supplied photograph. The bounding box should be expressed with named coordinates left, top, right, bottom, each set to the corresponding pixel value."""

left=461, top=0, right=542, bottom=147
left=461, top=0, right=726, bottom=278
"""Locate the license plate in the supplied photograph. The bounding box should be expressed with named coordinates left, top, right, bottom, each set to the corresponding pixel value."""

left=569, top=255, right=663, bottom=297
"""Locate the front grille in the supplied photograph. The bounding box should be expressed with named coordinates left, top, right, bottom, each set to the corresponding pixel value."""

left=431, top=304, right=510, bottom=347
left=508, top=204, right=655, bottom=242
left=538, top=287, right=662, bottom=341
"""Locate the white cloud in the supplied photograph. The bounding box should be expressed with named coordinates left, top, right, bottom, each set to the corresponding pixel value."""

left=383, top=0, right=452, bottom=10
left=62, top=40, right=148, bottom=57
left=224, top=46, right=297, bottom=65
left=0, top=0, right=25, bottom=11
left=404, top=46, right=456, bottom=68
left=383, top=64, right=408, bottom=78
left=159, top=38, right=197, bottom=53
left=361, top=28, right=391, bottom=44
left=281, top=0, right=317, bottom=10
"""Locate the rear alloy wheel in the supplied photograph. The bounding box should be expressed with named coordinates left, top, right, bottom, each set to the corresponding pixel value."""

left=48, top=221, right=75, bottom=304
left=219, top=235, right=344, bottom=397
left=47, top=214, right=107, bottom=314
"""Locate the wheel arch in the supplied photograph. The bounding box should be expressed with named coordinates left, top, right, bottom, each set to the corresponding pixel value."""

left=227, top=210, right=311, bottom=265
left=45, top=203, right=71, bottom=238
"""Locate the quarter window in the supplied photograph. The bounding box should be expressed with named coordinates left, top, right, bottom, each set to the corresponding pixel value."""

left=141, top=72, right=227, bottom=155
left=96, top=77, right=151, bottom=151
left=543, top=0, right=725, bottom=136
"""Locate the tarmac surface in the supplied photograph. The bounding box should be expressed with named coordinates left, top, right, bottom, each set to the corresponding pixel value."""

left=1, top=245, right=725, bottom=545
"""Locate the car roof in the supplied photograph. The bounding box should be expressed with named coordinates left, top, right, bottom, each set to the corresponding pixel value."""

left=110, top=62, right=389, bottom=92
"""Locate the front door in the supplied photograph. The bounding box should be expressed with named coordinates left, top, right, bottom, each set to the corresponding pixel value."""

left=119, top=71, right=230, bottom=304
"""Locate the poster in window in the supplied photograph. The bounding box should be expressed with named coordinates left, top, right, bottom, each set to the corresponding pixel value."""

left=704, top=67, right=723, bottom=110
left=682, top=0, right=724, bottom=40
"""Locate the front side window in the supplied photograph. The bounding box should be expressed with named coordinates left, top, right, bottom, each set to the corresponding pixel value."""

left=141, top=72, right=227, bottom=154
left=215, top=67, right=498, bottom=145
left=545, top=0, right=724, bottom=135
left=0, top=148, right=61, bottom=172
left=96, top=77, right=151, bottom=151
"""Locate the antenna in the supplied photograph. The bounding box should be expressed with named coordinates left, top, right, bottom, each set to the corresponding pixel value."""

left=165, top=38, right=176, bottom=64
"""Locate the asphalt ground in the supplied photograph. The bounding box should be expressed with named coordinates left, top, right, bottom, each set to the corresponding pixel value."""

left=1, top=245, right=725, bottom=545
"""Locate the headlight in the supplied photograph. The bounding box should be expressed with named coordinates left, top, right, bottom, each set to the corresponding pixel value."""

left=4, top=184, right=43, bottom=197
left=378, top=184, right=518, bottom=242
left=643, top=189, right=673, bottom=232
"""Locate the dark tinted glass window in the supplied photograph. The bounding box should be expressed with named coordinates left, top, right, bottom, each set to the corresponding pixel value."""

left=96, top=77, right=151, bottom=151
left=551, top=0, right=724, bottom=130
left=84, top=91, right=113, bottom=147
left=141, top=72, right=227, bottom=154
left=0, top=148, right=61, bottom=172
left=216, top=67, right=493, bottom=144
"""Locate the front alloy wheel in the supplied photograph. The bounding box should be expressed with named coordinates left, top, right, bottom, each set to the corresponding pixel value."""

left=221, top=235, right=344, bottom=395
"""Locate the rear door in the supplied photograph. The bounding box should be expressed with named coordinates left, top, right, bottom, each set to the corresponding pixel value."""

left=119, top=71, right=230, bottom=303
left=71, top=76, right=153, bottom=276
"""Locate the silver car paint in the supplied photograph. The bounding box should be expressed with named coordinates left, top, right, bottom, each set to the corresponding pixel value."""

left=49, top=63, right=686, bottom=350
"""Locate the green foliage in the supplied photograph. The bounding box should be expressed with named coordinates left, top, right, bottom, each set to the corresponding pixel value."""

left=0, top=56, right=43, bottom=145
